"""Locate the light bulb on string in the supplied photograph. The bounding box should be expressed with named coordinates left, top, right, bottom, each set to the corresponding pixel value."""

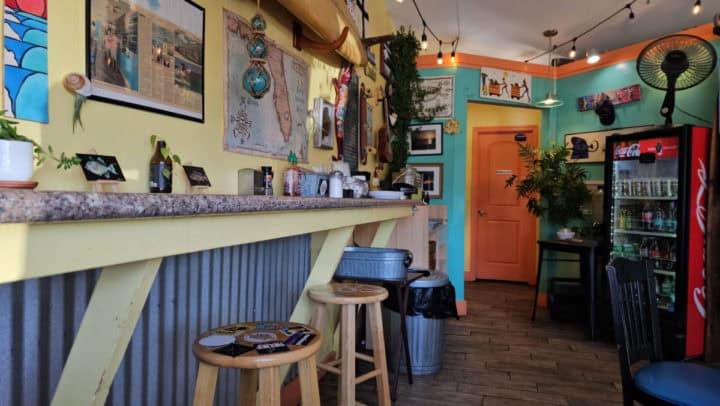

left=569, top=39, right=577, bottom=59
left=628, top=5, right=635, bottom=20
left=586, top=48, right=600, bottom=64
left=692, top=0, right=701, bottom=15
left=437, top=50, right=443, bottom=65
left=451, top=50, right=456, bottom=64
left=421, top=28, right=428, bottom=50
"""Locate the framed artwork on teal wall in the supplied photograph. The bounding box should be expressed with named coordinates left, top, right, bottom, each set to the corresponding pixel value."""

left=408, top=123, right=443, bottom=155
left=564, top=125, right=657, bottom=163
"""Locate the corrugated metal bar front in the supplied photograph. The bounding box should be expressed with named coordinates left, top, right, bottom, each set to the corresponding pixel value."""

left=0, top=234, right=311, bottom=406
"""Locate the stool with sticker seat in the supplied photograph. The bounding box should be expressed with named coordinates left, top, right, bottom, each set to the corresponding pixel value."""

left=191, top=321, right=322, bottom=406
left=309, top=283, right=391, bottom=406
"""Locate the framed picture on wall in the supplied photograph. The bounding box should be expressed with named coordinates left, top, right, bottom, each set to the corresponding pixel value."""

left=312, top=98, right=335, bottom=149
left=408, top=123, right=443, bottom=155
left=86, top=0, right=206, bottom=122
left=564, top=125, right=658, bottom=163
left=409, top=163, right=443, bottom=199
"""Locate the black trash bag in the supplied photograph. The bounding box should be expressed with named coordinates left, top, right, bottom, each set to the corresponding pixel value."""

left=384, top=281, right=459, bottom=319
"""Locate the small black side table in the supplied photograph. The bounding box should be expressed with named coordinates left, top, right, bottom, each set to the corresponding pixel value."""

left=334, top=270, right=427, bottom=401
left=532, top=239, right=600, bottom=340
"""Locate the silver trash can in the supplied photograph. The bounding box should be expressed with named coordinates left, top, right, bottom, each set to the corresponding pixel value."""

left=387, top=272, right=450, bottom=375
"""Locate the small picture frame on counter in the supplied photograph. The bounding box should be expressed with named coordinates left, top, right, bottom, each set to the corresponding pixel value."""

left=76, top=153, right=126, bottom=182
left=183, top=165, right=211, bottom=188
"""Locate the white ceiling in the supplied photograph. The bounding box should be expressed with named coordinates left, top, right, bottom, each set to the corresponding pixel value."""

left=384, top=0, right=719, bottom=64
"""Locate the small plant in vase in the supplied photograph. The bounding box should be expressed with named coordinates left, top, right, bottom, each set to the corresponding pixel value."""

left=0, top=111, right=79, bottom=182
left=505, top=143, right=592, bottom=239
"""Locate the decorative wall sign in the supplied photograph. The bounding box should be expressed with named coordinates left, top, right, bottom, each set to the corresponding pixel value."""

left=409, top=163, right=443, bottom=199
left=312, top=98, right=335, bottom=149
left=444, top=118, right=461, bottom=134
left=408, top=123, right=443, bottom=156
left=480, top=67, right=532, bottom=104
left=419, top=76, right=454, bottom=118
left=86, top=0, right=205, bottom=122
left=76, top=153, right=126, bottom=182
left=183, top=165, right=211, bottom=187
left=223, top=9, right=309, bottom=162
left=577, top=84, right=641, bottom=112
left=3, top=0, right=48, bottom=123
left=380, top=42, right=392, bottom=80
left=564, top=125, right=657, bottom=163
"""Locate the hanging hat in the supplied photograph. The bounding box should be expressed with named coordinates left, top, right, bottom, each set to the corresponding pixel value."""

left=595, top=97, right=615, bottom=126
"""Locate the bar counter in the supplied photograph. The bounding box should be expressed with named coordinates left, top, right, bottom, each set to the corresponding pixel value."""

left=0, top=189, right=416, bottom=406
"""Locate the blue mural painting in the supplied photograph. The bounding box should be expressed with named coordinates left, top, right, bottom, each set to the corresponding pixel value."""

left=4, top=1, right=48, bottom=123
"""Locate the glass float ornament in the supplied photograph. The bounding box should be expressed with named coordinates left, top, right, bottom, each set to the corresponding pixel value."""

left=243, top=13, right=271, bottom=99
left=243, top=63, right=271, bottom=98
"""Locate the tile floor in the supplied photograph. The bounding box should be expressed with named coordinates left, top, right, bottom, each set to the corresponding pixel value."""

left=319, top=281, right=623, bottom=405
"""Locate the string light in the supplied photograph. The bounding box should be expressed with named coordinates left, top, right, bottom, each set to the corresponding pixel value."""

left=693, top=0, right=702, bottom=15
left=587, top=48, right=601, bottom=64
left=627, top=4, right=635, bottom=19
left=411, top=0, right=459, bottom=66
left=525, top=0, right=639, bottom=63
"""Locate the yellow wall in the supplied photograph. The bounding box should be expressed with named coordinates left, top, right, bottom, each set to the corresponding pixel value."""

left=20, top=0, right=394, bottom=193
left=464, top=102, right=542, bottom=276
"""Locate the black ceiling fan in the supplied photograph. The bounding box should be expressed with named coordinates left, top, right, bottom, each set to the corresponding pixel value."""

left=636, top=34, right=716, bottom=126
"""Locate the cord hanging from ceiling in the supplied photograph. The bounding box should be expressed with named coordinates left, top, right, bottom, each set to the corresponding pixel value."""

left=411, top=0, right=460, bottom=65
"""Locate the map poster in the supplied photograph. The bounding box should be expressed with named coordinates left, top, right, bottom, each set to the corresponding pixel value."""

left=87, top=0, right=205, bottom=122
left=480, top=67, right=532, bottom=104
left=223, top=9, right=309, bottom=162
left=418, top=76, right=454, bottom=119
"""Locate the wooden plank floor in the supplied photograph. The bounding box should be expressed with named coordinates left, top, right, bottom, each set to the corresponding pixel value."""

left=319, top=281, right=622, bottom=405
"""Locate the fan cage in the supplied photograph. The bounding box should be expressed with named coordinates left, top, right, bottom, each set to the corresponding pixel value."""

left=636, top=34, right=717, bottom=91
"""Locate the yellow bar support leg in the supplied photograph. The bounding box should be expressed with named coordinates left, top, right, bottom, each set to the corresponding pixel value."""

left=370, top=219, right=397, bottom=248
left=51, top=258, right=162, bottom=406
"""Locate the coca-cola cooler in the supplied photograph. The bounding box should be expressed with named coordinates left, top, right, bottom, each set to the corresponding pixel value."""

left=603, top=125, right=709, bottom=360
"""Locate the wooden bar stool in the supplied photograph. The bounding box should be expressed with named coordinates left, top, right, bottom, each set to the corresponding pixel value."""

left=192, top=321, right=322, bottom=406
left=309, top=283, right=391, bottom=406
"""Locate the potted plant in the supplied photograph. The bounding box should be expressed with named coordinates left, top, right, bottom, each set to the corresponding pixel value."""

left=505, top=143, right=591, bottom=239
left=0, top=111, right=80, bottom=182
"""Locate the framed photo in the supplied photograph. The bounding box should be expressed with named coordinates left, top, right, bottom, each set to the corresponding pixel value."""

left=76, top=153, right=126, bottom=182
left=380, top=43, right=392, bottom=80
left=408, top=123, right=443, bottom=156
left=409, top=163, right=443, bottom=199
left=564, top=125, right=657, bottom=163
left=419, top=76, right=454, bottom=118
left=312, top=98, right=335, bottom=149
left=183, top=165, right=211, bottom=187
left=86, top=0, right=205, bottom=122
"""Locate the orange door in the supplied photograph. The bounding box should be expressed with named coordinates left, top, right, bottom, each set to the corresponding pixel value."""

left=471, top=126, right=538, bottom=283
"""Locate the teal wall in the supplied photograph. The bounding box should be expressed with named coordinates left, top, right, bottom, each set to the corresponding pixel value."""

left=417, top=40, right=719, bottom=300
left=411, top=67, right=550, bottom=301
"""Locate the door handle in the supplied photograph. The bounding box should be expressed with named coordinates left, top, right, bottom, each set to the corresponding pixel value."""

left=478, top=209, right=488, bottom=216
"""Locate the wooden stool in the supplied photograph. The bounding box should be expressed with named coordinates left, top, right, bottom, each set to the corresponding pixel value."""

left=192, top=321, right=322, bottom=406
left=309, top=283, right=390, bottom=406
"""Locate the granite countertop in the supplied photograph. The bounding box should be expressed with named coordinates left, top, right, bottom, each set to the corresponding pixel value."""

left=0, top=189, right=419, bottom=224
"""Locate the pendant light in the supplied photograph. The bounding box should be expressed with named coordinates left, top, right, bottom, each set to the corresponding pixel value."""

left=421, top=28, right=428, bottom=50
left=586, top=48, right=601, bottom=64
left=535, top=29, right=564, bottom=109
left=569, top=39, right=577, bottom=59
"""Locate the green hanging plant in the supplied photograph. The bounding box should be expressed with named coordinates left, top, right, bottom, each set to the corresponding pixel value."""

left=505, top=143, right=592, bottom=227
left=384, top=26, right=438, bottom=185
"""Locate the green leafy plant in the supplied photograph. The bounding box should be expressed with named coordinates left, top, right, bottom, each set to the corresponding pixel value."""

left=150, top=134, right=182, bottom=178
left=505, top=143, right=591, bottom=227
left=385, top=27, right=438, bottom=184
left=0, top=110, right=80, bottom=169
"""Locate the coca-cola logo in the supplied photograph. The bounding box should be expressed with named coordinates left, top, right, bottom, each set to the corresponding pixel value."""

left=694, top=159, right=707, bottom=319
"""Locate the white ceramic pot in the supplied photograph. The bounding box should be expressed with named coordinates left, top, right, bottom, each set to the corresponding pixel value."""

left=556, top=227, right=576, bottom=240
left=0, top=139, right=34, bottom=181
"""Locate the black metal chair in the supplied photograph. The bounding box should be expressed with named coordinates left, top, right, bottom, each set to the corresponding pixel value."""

left=607, top=258, right=720, bottom=406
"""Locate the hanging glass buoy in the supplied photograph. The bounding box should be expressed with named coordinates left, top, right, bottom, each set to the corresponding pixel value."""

left=242, top=13, right=271, bottom=99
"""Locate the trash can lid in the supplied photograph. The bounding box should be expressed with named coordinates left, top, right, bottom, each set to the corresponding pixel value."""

left=410, top=272, right=449, bottom=288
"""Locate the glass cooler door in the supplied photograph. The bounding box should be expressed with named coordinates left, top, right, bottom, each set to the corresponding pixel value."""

left=608, top=136, right=680, bottom=312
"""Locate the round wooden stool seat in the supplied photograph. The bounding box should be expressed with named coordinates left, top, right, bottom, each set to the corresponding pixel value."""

left=308, top=282, right=388, bottom=305
left=309, top=283, right=391, bottom=405
left=191, top=321, right=321, bottom=406
left=193, top=321, right=321, bottom=369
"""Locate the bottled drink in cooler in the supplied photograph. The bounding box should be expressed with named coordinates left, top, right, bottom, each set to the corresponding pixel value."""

left=640, top=238, right=649, bottom=258
left=642, top=203, right=654, bottom=230
left=654, top=205, right=665, bottom=231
